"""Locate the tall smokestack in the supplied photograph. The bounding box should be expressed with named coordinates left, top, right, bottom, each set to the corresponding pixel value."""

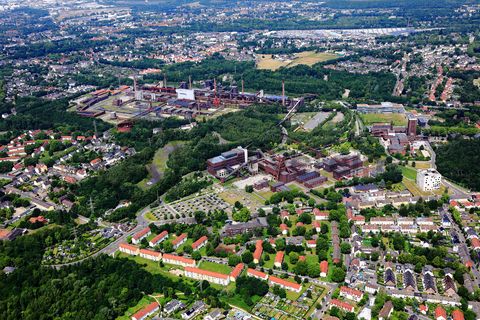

left=133, top=77, right=137, bottom=93
left=214, top=78, right=217, bottom=96
left=282, top=80, right=285, bottom=106
left=241, top=79, right=244, bottom=95
left=189, top=75, right=192, bottom=89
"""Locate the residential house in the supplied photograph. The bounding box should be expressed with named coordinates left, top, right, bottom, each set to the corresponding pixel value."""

left=268, top=276, right=301, bottom=293
left=247, top=268, right=268, bottom=281
left=253, top=240, right=263, bottom=264
left=329, top=299, right=354, bottom=313
left=320, top=260, right=329, bottom=277
left=139, top=249, right=161, bottom=262
left=435, top=305, right=447, bottom=320
left=131, top=302, right=159, bottom=320
left=274, top=251, right=284, bottom=268
left=132, top=227, right=151, bottom=245
left=181, top=301, right=206, bottom=320
left=172, top=233, right=187, bottom=249
left=149, top=230, right=168, bottom=247
left=119, top=243, right=139, bottom=256
left=162, top=254, right=196, bottom=268
left=379, top=301, right=394, bottom=320
left=184, top=267, right=230, bottom=286
left=339, top=286, right=364, bottom=302
left=192, top=236, right=208, bottom=251
left=229, top=263, right=244, bottom=282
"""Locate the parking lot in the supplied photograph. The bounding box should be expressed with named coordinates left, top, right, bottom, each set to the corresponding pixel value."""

left=154, top=193, right=230, bottom=219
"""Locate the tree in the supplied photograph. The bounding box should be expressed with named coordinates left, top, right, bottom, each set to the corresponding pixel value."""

left=194, top=211, right=206, bottom=223
left=191, top=251, right=201, bottom=261
left=245, top=185, right=254, bottom=193
left=289, top=252, right=299, bottom=264
left=228, top=255, right=241, bottom=266
left=340, top=242, right=351, bottom=254
left=163, top=242, right=174, bottom=253
left=331, top=267, right=346, bottom=282
left=242, top=251, right=253, bottom=264
left=233, top=207, right=251, bottom=222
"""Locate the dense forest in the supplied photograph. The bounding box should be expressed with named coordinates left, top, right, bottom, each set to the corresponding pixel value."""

left=0, top=228, right=208, bottom=320
left=0, top=97, right=111, bottom=134
left=436, top=139, right=480, bottom=191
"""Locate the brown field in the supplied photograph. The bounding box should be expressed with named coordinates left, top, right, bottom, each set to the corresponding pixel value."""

left=256, top=51, right=339, bottom=71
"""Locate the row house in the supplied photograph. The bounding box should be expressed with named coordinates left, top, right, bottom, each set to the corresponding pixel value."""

left=229, top=263, right=244, bottom=282
left=247, top=268, right=268, bottom=281
left=172, top=233, right=187, bottom=249
left=132, top=302, right=159, bottom=320
left=149, top=230, right=168, bottom=247
left=329, top=299, right=354, bottom=313
left=192, top=236, right=208, bottom=251
left=339, top=286, right=364, bottom=302
left=132, top=227, right=151, bottom=245
left=119, top=243, right=139, bottom=255
left=268, top=276, right=302, bottom=293
left=184, top=267, right=230, bottom=286
left=274, top=251, right=284, bottom=268
left=162, top=253, right=196, bottom=268
left=253, top=240, right=263, bottom=264
left=139, top=249, right=161, bottom=262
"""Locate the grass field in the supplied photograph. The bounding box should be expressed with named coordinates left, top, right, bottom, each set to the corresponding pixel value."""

left=144, top=211, right=158, bottom=221
left=414, top=161, right=431, bottom=169
left=138, top=140, right=184, bottom=189
left=256, top=51, right=339, bottom=70
left=198, top=261, right=232, bottom=275
left=400, top=166, right=417, bottom=180
left=360, top=113, right=407, bottom=126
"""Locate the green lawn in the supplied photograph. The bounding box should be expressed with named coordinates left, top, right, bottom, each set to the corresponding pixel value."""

left=222, top=294, right=261, bottom=312
left=117, top=253, right=186, bottom=282
left=198, top=261, right=232, bottom=275
left=360, top=113, right=407, bottom=126
left=400, top=166, right=417, bottom=180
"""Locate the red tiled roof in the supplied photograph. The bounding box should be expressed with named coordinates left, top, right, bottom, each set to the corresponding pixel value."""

left=330, top=299, right=354, bottom=312
left=247, top=268, right=268, bottom=280
left=150, top=231, right=168, bottom=245
left=280, top=224, right=288, bottom=231
left=340, top=286, right=363, bottom=298
left=435, top=306, right=447, bottom=319
left=269, top=276, right=301, bottom=291
left=472, top=238, right=480, bottom=249
left=314, top=209, right=329, bottom=217
left=230, top=263, right=244, bottom=279
left=184, top=266, right=229, bottom=280
left=452, top=310, right=465, bottom=320
left=162, top=253, right=195, bottom=265
left=192, top=236, right=208, bottom=250
left=172, top=233, right=187, bottom=245
left=253, top=240, right=263, bottom=261
left=275, top=251, right=284, bottom=264
left=320, top=260, right=328, bottom=274
left=132, top=302, right=159, bottom=320
left=139, top=249, right=161, bottom=257
left=132, top=227, right=150, bottom=240
left=119, top=243, right=138, bottom=252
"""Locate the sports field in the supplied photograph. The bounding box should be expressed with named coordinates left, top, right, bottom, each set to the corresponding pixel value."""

left=360, top=113, right=407, bottom=126
left=256, top=51, right=339, bottom=70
